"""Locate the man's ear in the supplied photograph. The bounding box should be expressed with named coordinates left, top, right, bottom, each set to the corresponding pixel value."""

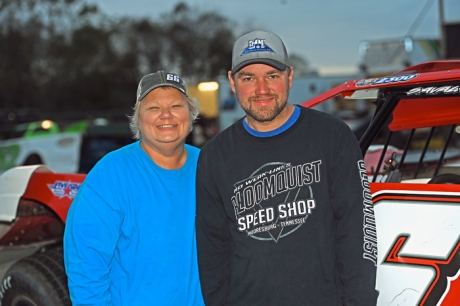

left=228, top=71, right=237, bottom=94
left=288, top=66, right=294, bottom=90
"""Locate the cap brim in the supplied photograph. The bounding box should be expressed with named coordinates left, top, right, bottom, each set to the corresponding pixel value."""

left=231, top=58, right=288, bottom=74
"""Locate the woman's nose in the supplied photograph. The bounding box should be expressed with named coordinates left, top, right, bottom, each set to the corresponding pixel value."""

left=159, top=107, right=173, bottom=118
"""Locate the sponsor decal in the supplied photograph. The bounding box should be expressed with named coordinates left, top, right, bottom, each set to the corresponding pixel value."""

left=407, top=85, right=460, bottom=96
left=0, top=144, right=20, bottom=171
left=47, top=181, right=81, bottom=199
left=241, top=38, right=275, bottom=55
left=57, top=137, right=76, bottom=147
left=356, top=74, right=418, bottom=86
left=373, top=191, right=460, bottom=305
left=384, top=235, right=460, bottom=306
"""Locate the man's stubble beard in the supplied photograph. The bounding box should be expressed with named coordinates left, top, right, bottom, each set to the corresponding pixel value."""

left=238, top=94, right=289, bottom=123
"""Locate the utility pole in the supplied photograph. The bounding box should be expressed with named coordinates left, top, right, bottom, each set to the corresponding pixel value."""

left=438, top=0, right=446, bottom=59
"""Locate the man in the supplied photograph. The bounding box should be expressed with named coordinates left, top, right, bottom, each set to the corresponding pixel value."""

left=196, top=31, right=378, bottom=305
left=64, top=71, right=204, bottom=305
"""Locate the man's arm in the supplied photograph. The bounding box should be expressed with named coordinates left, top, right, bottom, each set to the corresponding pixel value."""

left=195, top=151, right=231, bottom=305
left=63, top=170, right=122, bottom=305
left=330, top=124, right=379, bottom=305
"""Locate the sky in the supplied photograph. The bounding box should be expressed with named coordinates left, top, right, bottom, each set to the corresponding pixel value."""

left=86, top=0, right=460, bottom=70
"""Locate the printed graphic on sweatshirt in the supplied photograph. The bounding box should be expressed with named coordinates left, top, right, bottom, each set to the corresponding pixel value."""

left=358, top=160, right=378, bottom=266
left=231, top=160, right=321, bottom=242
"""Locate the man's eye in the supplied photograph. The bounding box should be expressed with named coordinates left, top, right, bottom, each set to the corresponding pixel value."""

left=172, top=104, right=183, bottom=108
left=268, top=74, right=279, bottom=79
left=242, top=77, right=252, bottom=82
left=149, top=106, right=159, bottom=110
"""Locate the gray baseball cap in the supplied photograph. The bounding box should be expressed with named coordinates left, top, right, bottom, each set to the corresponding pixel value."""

left=136, top=70, right=188, bottom=102
left=231, top=30, right=289, bottom=74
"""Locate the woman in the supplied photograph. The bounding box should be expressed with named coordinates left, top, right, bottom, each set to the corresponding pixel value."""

left=64, top=71, right=204, bottom=305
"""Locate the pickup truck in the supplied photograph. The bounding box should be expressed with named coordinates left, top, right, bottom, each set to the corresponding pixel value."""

left=1, top=60, right=459, bottom=305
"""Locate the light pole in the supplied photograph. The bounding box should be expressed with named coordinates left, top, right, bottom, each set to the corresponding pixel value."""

left=438, top=0, right=446, bottom=59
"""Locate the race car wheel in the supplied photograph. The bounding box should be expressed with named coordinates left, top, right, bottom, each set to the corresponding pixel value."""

left=0, top=247, right=71, bottom=306
left=428, top=173, right=460, bottom=184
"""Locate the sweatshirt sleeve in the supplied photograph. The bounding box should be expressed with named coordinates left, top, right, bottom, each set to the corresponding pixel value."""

left=195, top=149, right=230, bottom=305
left=329, top=122, right=379, bottom=305
left=63, top=165, right=122, bottom=305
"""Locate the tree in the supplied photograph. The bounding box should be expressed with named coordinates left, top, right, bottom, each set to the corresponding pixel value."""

left=0, top=0, right=110, bottom=111
left=0, top=0, right=236, bottom=116
left=161, top=3, right=234, bottom=83
left=289, top=53, right=315, bottom=77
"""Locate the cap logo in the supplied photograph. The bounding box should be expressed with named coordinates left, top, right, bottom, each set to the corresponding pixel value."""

left=241, top=39, right=275, bottom=55
left=166, top=73, right=181, bottom=83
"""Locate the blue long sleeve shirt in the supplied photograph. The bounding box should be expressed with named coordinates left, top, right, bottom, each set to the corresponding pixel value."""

left=64, top=141, right=204, bottom=305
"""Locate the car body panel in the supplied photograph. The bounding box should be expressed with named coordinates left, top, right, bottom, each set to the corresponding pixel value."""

left=22, top=171, right=85, bottom=223
left=0, top=166, right=85, bottom=251
left=0, top=165, right=52, bottom=222
left=371, top=183, right=460, bottom=305
left=0, top=129, right=82, bottom=173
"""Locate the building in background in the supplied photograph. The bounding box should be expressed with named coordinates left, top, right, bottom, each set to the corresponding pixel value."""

left=443, top=21, right=460, bottom=59
left=358, top=37, right=440, bottom=77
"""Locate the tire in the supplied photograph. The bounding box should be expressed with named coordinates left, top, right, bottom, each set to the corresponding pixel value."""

left=0, top=247, right=71, bottom=306
left=428, top=173, right=460, bottom=184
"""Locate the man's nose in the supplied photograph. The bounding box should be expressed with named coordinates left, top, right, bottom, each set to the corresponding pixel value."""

left=255, top=79, right=270, bottom=95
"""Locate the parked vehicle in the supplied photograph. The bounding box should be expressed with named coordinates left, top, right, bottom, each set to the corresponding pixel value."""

left=0, top=60, right=459, bottom=305
left=0, top=119, right=134, bottom=174
left=0, top=165, right=84, bottom=305
left=303, top=60, right=460, bottom=305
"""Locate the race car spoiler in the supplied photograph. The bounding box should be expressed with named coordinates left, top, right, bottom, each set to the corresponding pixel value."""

left=301, top=60, right=460, bottom=108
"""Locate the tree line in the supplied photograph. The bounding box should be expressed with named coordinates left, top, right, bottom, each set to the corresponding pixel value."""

left=0, top=0, right=235, bottom=116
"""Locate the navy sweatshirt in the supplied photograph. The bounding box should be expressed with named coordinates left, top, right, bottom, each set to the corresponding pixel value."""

left=196, top=106, right=378, bottom=305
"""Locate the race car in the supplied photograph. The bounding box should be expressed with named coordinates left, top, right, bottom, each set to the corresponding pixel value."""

left=0, top=119, right=134, bottom=174
left=0, top=60, right=459, bottom=305
left=0, top=165, right=84, bottom=305
left=302, top=60, right=460, bottom=306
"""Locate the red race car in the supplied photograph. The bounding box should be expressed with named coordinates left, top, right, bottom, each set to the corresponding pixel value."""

left=303, top=60, right=460, bottom=306
left=0, top=165, right=84, bottom=305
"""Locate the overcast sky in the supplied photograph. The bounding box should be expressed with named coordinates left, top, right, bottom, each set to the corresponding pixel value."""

left=86, top=0, right=459, bottom=69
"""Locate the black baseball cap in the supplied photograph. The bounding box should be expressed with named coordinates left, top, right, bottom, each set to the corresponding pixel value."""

left=136, top=71, right=188, bottom=102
